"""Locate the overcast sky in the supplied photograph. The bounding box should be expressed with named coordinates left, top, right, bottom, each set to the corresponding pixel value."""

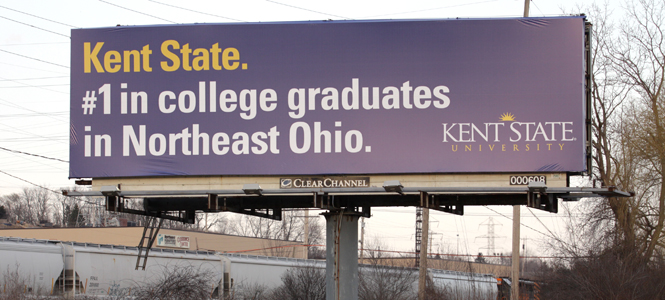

left=0, top=0, right=622, bottom=257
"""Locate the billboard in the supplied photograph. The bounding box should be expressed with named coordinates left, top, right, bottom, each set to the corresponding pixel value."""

left=70, top=17, right=587, bottom=178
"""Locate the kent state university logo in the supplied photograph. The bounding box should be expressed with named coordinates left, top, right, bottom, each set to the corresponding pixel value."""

left=499, top=112, right=515, bottom=121
left=442, top=112, right=575, bottom=152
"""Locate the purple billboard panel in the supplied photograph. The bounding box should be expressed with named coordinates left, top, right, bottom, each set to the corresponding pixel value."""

left=70, top=17, right=587, bottom=178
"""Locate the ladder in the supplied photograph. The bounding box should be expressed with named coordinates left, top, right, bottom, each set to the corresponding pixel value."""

left=135, top=216, right=163, bottom=270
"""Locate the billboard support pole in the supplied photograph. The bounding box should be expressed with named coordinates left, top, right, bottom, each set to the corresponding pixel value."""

left=418, top=198, right=430, bottom=300
left=324, top=210, right=360, bottom=300
left=510, top=3, right=529, bottom=299
left=511, top=205, right=521, bottom=300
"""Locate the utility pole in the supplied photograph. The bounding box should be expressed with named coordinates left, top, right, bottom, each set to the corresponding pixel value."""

left=512, top=4, right=529, bottom=300
left=429, top=231, right=443, bottom=256
left=294, top=209, right=318, bottom=259
left=418, top=205, right=429, bottom=300
left=521, top=237, right=529, bottom=275
left=511, top=205, right=520, bottom=300
left=427, top=221, right=441, bottom=256
left=304, top=208, right=309, bottom=259
left=359, top=217, right=365, bottom=262
left=456, top=234, right=459, bottom=258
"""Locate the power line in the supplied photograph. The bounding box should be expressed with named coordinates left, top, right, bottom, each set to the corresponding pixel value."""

left=0, top=151, right=68, bottom=173
left=0, top=84, right=69, bottom=88
left=0, top=62, right=68, bottom=75
left=0, top=169, right=59, bottom=195
left=0, top=146, right=68, bottom=163
left=0, top=15, right=70, bottom=38
left=0, top=4, right=78, bottom=28
left=0, top=42, right=68, bottom=47
left=0, top=122, right=66, bottom=143
left=99, top=0, right=176, bottom=24
left=148, top=0, right=245, bottom=22
left=0, top=137, right=68, bottom=142
left=483, top=206, right=553, bottom=239
left=0, top=76, right=68, bottom=81
left=0, top=49, right=69, bottom=68
left=527, top=207, right=564, bottom=244
left=0, top=112, right=68, bottom=118
left=265, top=0, right=350, bottom=19
left=355, top=248, right=594, bottom=259
left=0, top=169, right=100, bottom=207
left=0, top=75, right=69, bottom=94
left=530, top=0, right=545, bottom=16
left=0, top=97, right=68, bottom=122
left=484, top=206, right=577, bottom=254
left=362, top=0, right=499, bottom=18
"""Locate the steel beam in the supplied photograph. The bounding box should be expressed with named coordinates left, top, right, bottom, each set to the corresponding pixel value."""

left=324, top=210, right=361, bottom=300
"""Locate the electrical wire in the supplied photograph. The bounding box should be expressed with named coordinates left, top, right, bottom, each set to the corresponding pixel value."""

left=0, top=49, right=69, bottom=68
left=0, top=15, right=70, bottom=38
left=0, top=137, right=68, bottom=142
left=483, top=206, right=553, bottom=239
left=0, top=146, right=68, bottom=163
left=361, top=0, right=499, bottom=18
left=0, top=4, right=78, bottom=28
left=0, top=97, right=68, bottom=122
left=148, top=0, right=245, bottom=22
left=0, top=153, right=68, bottom=173
left=0, top=169, right=59, bottom=194
left=265, top=0, right=350, bottom=19
left=0, top=121, right=67, bottom=142
left=0, top=42, right=68, bottom=47
left=0, top=76, right=68, bottom=81
left=0, top=84, right=69, bottom=88
left=0, top=171, right=100, bottom=206
left=98, top=0, right=176, bottom=24
left=527, top=207, right=570, bottom=247
left=531, top=0, right=545, bottom=16
left=0, top=62, right=68, bottom=74
left=0, top=76, right=69, bottom=94
left=0, top=112, right=68, bottom=118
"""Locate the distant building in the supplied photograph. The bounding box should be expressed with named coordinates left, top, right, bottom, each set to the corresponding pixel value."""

left=359, top=257, right=511, bottom=277
left=0, top=227, right=307, bottom=258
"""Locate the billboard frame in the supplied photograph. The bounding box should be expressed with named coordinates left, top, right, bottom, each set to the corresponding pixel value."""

left=70, top=17, right=591, bottom=179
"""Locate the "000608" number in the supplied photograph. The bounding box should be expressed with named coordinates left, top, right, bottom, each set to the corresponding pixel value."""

left=509, top=175, right=546, bottom=185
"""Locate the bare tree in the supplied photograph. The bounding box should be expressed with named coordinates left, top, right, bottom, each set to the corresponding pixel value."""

left=269, top=265, right=326, bottom=300
left=573, top=0, right=665, bottom=261
left=131, top=264, right=218, bottom=300
left=359, top=239, right=418, bottom=300
left=541, top=251, right=665, bottom=299
left=0, top=187, right=54, bottom=225
left=1, top=193, right=23, bottom=223
left=358, top=264, right=417, bottom=300
left=604, top=0, right=665, bottom=260
left=583, top=0, right=639, bottom=256
left=229, top=210, right=323, bottom=249
left=544, top=3, right=665, bottom=296
left=24, top=187, right=50, bottom=224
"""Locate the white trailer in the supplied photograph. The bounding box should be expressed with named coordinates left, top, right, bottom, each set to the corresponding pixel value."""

left=0, top=237, right=496, bottom=298
left=0, top=237, right=222, bottom=297
left=430, top=269, right=497, bottom=299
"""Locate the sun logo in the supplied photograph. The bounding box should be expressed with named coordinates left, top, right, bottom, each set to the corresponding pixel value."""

left=500, top=113, right=515, bottom=121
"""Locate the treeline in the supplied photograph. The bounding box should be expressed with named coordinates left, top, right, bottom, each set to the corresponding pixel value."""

left=537, top=0, right=665, bottom=298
